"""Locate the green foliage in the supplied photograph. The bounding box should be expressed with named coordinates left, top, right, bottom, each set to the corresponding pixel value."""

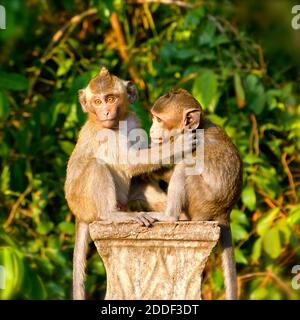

left=0, top=0, right=299, bottom=300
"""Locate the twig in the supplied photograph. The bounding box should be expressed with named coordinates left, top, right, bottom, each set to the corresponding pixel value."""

left=127, top=0, right=195, bottom=8
left=207, top=14, right=225, bottom=33
left=4, top=185, right=32, bottom=229
left=255, top=44, right=266, bottom=72
left=281, top=152, right=298, bottom=203
left=110, top=12, right=145, bottom=89
left=238, top=271, right=294, bottom=298
left=249, top=114, right=259, bottom=155
left=25, top=8, right=98, bottom=104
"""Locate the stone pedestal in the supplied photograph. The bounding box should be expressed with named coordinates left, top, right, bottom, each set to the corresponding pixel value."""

left=89, top=221, right=220, bottom=300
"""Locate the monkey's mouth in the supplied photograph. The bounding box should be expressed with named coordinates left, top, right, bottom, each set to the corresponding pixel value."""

left=101, top=117, right=117, bottom=122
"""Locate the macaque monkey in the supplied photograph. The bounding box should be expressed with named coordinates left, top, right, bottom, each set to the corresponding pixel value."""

left=64, top=69, right=195, bottom=300
left=149, top=89, right=243, bottom=300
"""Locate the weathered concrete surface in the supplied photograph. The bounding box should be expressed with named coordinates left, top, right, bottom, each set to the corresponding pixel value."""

left=89, top=221, right=220, bottom=300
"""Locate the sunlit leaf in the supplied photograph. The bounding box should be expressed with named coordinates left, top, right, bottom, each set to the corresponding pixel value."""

left=287, top=204, right=300, bottom=225
left=250, top=287, right=268, bottom=300
left=58, top=222, right=75, bottom=235
left=251, top=238, right=262, bottom=262
left=59, top=141, right=75, bottom=155
left=231, top=223, right=249, bottom=241
left=263, top=227, right=282, bottom=259
left=256, top=208, right=280, bottom=236
left=234, top=248, right=248, bottom=264
left=241, top=185, right=256, bottom=211
left=36, top=221, right=54, bottom=235
left=192, top=69, right=219, bottom=113
left=234, top=73, right=246, bottom=108
left=231, top=209, right=249, bottom=226
left=0, top=165, right=10, bottom=192
left=0, top=247, right=24, bottom=299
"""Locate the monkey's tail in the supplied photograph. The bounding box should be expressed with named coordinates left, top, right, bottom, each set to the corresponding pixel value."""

left=73, top=221, right=89, bottom=300
left=219, top=223, right=238, bottom=300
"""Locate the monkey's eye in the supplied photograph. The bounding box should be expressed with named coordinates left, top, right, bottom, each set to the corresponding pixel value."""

left=156, top=117, right=162, bottom=123
left=106, top=96, right=116, bottom=104
left=94, top=99, right=102, bottom=106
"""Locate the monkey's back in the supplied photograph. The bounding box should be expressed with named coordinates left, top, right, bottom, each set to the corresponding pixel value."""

left=185, top=121, right=243, bottom=221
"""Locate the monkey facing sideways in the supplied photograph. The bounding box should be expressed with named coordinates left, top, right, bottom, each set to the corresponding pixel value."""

left=148, top=89, right=243, bottom=300
left=64, top=69, right=195, bottom=300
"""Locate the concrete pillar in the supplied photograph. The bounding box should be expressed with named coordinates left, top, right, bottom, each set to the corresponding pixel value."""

left=89, top=221, right=220, bottom=300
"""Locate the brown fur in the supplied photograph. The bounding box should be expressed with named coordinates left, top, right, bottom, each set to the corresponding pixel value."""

left=149, top=89, right=243, bottom=300
left=65, top=71, right=195, bottom=299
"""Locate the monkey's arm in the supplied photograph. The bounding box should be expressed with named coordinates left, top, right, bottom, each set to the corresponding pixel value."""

left=126, top=133, right=196, bottom=176
left=164, top=162, right=186, bottom=219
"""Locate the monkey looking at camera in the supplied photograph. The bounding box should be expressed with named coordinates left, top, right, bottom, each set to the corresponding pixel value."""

left=64, top=69, right=195, bottom=300
left=149, top=89, right=243, bottom=300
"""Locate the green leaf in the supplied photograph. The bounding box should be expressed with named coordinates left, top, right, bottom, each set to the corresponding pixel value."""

left=256, top=208, right=280, bottom=236
left=250, top=287, right=268, bottom=300
left=88, top=254, right=106, bottom=276
left=0, top=247, right=24, bottom=299
left=0, top=91, right=9, bottom=120
left=241, top=185, right=256, bottom=211
left=0, top=165, right=10, bottom=192
left=57, top=59, right=73, bottom=77
left=211, top=268, right=224, bottom=291
left=245, top=74, right=266, bottom=115
left=251, top=238, right=262, bottom=262
left=276, top=219, right=291, bottom=244
left=192, top=69, right=219, bottom=113
left=36, top=221, right=54, bottom=235
left=234, top=248, right=248, bottom=264
left=263, top=227, right=282, bottom=259
left=23, top=265, right=47, bottom=300
left=206, top=114, right=227, bottom=127
left=198, top=21, right=216, bottom=46
left=287, top=204, right=300, bottom=225
left=243, top=154, right=263, bottom=165
left=231, top=209, right=249, bottom=226
left=58, top=221, right=75, bottom=235
left=234, top=73, right=245, bottom=108
left=59, top=141, right=75, bottom=155
left=0, top=72, right=28, bottom=91
left=231, top=223, right=248, bottom=241
left=45, top=249, right=67, bottom=267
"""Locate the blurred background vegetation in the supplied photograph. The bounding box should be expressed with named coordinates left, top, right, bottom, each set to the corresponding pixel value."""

left=0, top=0, right=300, bottom=300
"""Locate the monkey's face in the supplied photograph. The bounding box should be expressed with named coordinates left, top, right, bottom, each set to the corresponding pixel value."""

left=89, top=90, right=126, bottom=128
left=150, top=90, right=203, bottom=144
left=78, top=67, right=137, bottom=128
left=150, top=110, right=182, bottom=144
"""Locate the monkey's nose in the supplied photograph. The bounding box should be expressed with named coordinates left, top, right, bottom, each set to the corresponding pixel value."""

left=104, top=111, right=110, bottom=117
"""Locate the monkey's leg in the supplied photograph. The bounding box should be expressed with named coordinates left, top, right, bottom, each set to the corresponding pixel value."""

left=93, top=164, right=158, bottom=226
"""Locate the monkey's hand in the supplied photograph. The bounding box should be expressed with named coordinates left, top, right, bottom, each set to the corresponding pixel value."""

left=108, top=211, right=156, bottom=227
left=146, top=212, right=179, bottom=222
left=132, top=212, right=157, bottom=227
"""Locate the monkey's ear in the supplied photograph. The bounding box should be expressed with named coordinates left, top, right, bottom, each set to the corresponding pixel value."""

left=124, top=81, right=138, bottom=104
left=78, top=89, right=88, bottom=112
left=183, top=109, right=201, bottom=130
